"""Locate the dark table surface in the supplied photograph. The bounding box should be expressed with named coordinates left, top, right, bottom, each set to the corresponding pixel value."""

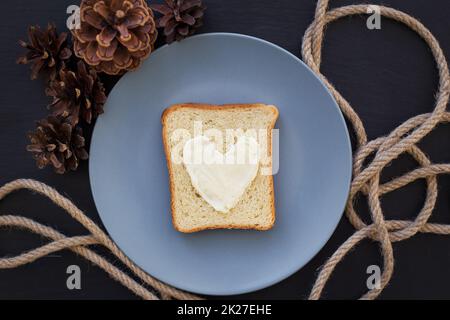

left=1, top=0, right=450, bottom=299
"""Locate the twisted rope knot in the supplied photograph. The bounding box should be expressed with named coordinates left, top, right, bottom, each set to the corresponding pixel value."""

left=0, top=0, right=449, bottom=300
left=304, top=0, right=450, bottom=300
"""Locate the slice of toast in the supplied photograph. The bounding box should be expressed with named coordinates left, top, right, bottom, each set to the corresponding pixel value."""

left=161, top=103, right=279, bottom=233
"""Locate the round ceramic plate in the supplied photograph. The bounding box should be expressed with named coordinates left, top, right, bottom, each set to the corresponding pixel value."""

left=89, top=33, right=352, bottom=296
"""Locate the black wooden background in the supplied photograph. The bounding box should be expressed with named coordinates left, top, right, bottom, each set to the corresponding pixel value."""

left=1, top=0, right=450, bottom=299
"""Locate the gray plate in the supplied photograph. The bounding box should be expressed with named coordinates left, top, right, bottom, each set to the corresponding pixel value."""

left=89, top=33, right=352, bottom=296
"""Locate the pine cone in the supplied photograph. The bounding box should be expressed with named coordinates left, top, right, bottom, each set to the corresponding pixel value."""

left=46, top=61, right=107, bottom=126
left=72, top=0, right=158, bottom=75
left=26, top=116, right=89, bottom=174
left=151, top=0, right=206, bottom=44
left=17, top=24, right=72, bottom=81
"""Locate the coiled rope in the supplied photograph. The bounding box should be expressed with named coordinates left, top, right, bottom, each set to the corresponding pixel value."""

left=302, top=0, right=450, bottom=299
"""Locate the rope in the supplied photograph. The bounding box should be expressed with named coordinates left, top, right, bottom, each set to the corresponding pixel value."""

left=0, top=180, right=200, bottom=300
left=302, top=0, right=450, bottom=299
left=1, top=0, right=449, bottom=300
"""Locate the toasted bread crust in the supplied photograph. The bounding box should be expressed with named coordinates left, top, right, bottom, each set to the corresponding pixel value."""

left=161, top=103, right=279, bottom=233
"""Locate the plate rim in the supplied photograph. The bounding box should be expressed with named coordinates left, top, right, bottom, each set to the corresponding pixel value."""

left=89, top=32, right=352, bottom=296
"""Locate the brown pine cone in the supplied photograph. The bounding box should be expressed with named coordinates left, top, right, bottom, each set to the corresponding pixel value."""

left=72, top=0, right=158, bottom=75
left=150, top=0, right=206, bottom=44
left=17, top=24, right=72, bottom=81
left=26, top=116, right=89, bottom=174
left=46, top=61, right=107, bottom=126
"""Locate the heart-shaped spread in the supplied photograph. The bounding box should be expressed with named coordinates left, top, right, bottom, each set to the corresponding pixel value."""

left=182, top=135, right=260, bottom=213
